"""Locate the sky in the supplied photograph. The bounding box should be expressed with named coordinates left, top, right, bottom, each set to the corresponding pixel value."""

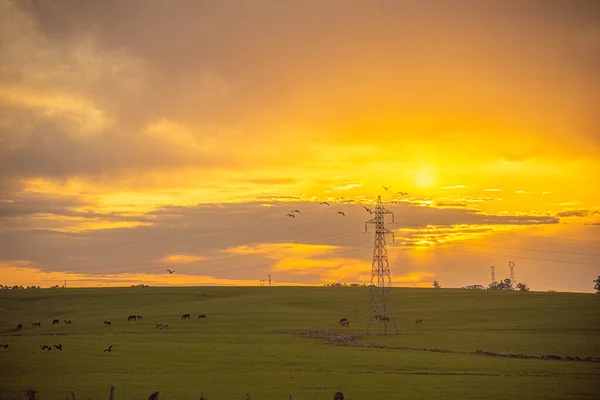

left=1, top=0, right=599, bottom=292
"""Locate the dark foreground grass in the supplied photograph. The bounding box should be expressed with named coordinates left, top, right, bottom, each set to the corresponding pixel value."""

left=0, top=287, right=598, bottom=400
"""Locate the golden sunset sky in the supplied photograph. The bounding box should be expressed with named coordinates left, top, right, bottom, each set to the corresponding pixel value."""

left=1, top=0, right=599, bottom=292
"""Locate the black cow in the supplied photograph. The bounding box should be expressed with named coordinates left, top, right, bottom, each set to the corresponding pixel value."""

left=136, top=315, right=143, bottom=320
left=181, top=314, right=191, bottom=320
left=16, top=324, right=22, bottom=331
left=339, top=318, right=349, bottom=327
left=64, top=320, right=72, bottom=325
left=0, top=344, right=8, bottom=349
left=52, top=319, right=59, bottom=325
left=32, top=322, right=41, bottom=327
left=334, top=392, right=344, bottom=400
left=416, top=318, right=423, bottom=324
left=197, top=314, right=207, bottom=319
left=104, top=321, right=111, bottom=327
left=128, top=315, right=137, bottom=322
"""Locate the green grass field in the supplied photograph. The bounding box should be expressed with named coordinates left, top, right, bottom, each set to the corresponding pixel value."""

left=0, top=287, right=599, bottom=400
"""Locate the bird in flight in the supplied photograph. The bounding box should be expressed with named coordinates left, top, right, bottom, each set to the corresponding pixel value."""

left=104, top=345, right=113, bottom=353
left=382, top=186, right=391, bottom=191
left=166, top=269, right=175, bottom=274
left=363, top=206, right=373, bottom=214
left=337, top=212, right=345, bottom=216
left=291, top=210, right=301, bottom=214
left=337, top=197, right=345, bottom=200
left=286, top=213, right=295, bottom=218
left=397, top=192, right=408, bottom=195
left=54, top=343, right=62, bottom=351
left=390, top=201, right=398, bottom=204
left=319, top=202, right=330, bottom=206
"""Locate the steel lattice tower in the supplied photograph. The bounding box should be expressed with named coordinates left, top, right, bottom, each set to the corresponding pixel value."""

left=365, top=196, right=399, bottom=334
left=491, top=266, right=496, bottom=285
left=509, top=261, right=516, bottom=284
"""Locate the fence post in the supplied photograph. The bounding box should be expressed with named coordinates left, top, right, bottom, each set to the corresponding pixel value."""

left=109, top=386, right=115, bottom=400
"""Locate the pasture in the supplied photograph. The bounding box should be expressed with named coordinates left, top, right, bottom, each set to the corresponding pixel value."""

left=0, top=287, right=599, bottom=400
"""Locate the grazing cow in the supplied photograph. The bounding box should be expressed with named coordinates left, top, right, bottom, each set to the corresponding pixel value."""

left=339, top=318, right=349, bottom=327
left=136, top=315, right=143, bottom=320
left=334, top=392, right=344, bottom=400
left=52, top=319, right=59, bottom=325
left=197, top=314, right=207, bottom=319
left=381, top=316, right=390, bottom=322
left=0, top=344, right=8, bottom=349
left=181, top=313, right=191, bottom=320
left=416, top=318, right=423, bottom=324
left=104, top=321, right=111, bottom=327
left=32, top=322, right=41, bottom=327
left=64, top=320, right=72, bottom=325
left=128, top=315, right=137, bottom=322
left=16, top=324, right=22, bottom=331
left=156, top=322, right=168, bottom=329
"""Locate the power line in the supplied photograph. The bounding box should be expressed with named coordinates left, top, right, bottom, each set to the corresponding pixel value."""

left=58, top=228, right=366, bottom=274
left=390, top=220, right=600, bottom=244
left=423, top=246, right=600, bottom=267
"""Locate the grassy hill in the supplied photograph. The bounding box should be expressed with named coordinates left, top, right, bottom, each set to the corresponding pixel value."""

left=0, top=287, right=598, bottom=400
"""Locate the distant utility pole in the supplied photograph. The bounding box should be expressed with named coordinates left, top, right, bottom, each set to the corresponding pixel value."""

left=64, top=279, right=67, bottom=289
left=268, top=274, right=272, bottom=287
left=490, top=266, right=496, bottom=285
left=509, top=261, right=516, bottom=284
left=365, top=196, right=399, bottom=334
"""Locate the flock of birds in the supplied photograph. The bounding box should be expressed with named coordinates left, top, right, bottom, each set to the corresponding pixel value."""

left=285, top=187, right=408, bottom=219
left=163, top=187, right=408, bottom=275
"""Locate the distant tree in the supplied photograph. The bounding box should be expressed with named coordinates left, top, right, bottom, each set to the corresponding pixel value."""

left=594, top=276, right=600, bottom=294
left=488, top=279, right=514, bottom=291
left=461, top=284, right=485, bottom=290
left=432, top=280, right=441, bottom=289
left=516, top=282, right=530, bottom=292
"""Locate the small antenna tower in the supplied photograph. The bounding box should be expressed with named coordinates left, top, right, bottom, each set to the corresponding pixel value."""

left=509, top=261, right=516, bottom=284
left=260, top=280, right=265, bottom=287
left=490, top=266, right=496, bottom=285
left=268, top=274, right=272, bottom=287
left=365, top=196, right=399, bottom=334
left=64, top=279, right=67, bottom=289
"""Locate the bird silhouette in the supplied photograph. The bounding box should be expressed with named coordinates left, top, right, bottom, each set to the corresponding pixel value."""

left=382, top=186, right=391, bottom=191
left=104, top=345, right=113, bottom=352
left=362, top=206, right=373, bottom=214
left=291, top=210, right=302, bottom=214
left=286, top=213, right=295, bottom=218
left=337, top=212, right=345, bottom=216
left=397, top=192, right=408, bottom=195
left=337, top=197, right=344, bottom=200
left=390, top=201, right=398, bottom=204
left=166, top=269, right=175, bottom=274
left=54, top=343, right=62, bottom=351
left=319, top=202, right=330, bottom=206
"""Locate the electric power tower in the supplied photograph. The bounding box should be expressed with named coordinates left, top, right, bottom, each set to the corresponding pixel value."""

left=509, top=261, right=516, bottom=284
left=491, top=266, right=496, bottom=285
left=365, top=196, right=399, bottom=334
